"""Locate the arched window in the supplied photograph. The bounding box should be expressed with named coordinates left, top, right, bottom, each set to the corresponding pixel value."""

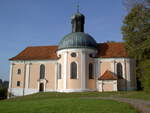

left=40, top=64, right=45, bottom=79
left=117, top=63, right=123, bottom=77
left=17, top=69, right=21, bottom=75
left=89, top=63, right=94, bottom=79
left=57, top=63, right=61, bottom=79
left=70, top=62, right=77, bottom=79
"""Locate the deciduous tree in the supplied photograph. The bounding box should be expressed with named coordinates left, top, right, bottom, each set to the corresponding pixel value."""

left=122, top=0, right=150, bottom=92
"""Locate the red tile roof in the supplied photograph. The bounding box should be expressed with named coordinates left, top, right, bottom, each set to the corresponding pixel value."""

left=10, top=42, right=128, bottom=60
left=96, top=42, right=128, bottom=58
left=10, top=46, right=58, bottom=60
left=98, top=70, right=117, bottom=80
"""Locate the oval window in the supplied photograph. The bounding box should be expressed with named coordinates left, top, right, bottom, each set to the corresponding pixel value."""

left=71, top=53, right=76, bottom=57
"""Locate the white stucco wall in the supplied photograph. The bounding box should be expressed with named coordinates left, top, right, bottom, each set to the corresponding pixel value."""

left=8, top=56, right=136, bottom=97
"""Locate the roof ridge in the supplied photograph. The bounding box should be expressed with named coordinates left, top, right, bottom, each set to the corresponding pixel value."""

left=97, top=42, right=124, bottom=44
left=10, top=42, right=128, bottom=61
left=27, top=45, right=58, bottom=48
left=98, top=70, right=117, bottom=80
left=26, top=42, right=125, bottom=48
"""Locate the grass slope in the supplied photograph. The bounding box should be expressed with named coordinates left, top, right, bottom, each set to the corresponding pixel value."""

left=0, top=92, right=138, bottom=113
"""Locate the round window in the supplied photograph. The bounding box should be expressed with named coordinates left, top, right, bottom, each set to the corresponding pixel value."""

left=71, top=53, right=76, bottom=57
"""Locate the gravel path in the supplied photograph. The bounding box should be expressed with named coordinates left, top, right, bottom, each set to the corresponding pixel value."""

left=97, top=97, right=150, bottom=113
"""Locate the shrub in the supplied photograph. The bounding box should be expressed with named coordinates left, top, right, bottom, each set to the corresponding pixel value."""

left=0, top=88, right=7, bottom=100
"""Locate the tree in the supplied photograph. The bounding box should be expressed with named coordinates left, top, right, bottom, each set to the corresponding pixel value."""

left=0, top=88, right=7, bottom=100
left=122, top=1, right=150, bottom=92
left=123, top=0, right=150, bottom=11
left=0, top=79, right=2, bottom=88
left=139, top=59, right=150, bottom=92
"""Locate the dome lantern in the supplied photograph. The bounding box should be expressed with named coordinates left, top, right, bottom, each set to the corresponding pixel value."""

left=71, top=8, right=85, bottom=32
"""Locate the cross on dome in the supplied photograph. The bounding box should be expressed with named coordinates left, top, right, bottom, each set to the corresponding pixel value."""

left=77, top=1, right=80, bottom=13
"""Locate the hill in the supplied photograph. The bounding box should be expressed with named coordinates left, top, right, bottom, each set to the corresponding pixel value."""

left=0, top=92, right=138, bottom=113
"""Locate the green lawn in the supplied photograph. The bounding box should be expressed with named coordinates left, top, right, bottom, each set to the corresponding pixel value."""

left=9, top=91, right=149, bottom=101
left=0, top=92, right=139, bottom=113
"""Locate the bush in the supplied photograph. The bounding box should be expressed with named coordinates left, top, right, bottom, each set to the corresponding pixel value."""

left=0, top=88, right=7, bottom=100
left=140, top=60, right=150, bottom=93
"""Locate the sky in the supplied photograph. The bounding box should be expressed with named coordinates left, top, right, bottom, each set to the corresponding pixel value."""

left=0, top=0, right=127, bottom=81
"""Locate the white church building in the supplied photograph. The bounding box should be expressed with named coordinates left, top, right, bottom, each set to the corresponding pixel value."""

left=8, top=11, right=137, bottom=96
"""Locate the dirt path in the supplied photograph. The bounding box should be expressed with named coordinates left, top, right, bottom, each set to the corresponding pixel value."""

left=97, top=97, right=150, bottom=113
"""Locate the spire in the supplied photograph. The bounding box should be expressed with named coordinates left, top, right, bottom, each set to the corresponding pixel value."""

left=71, top=2, right=85, bottom=32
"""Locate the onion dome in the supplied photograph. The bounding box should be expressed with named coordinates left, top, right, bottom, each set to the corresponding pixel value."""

left=58, top=32, right=97, bottom=50
left=58, top=11, right=97, bottom=50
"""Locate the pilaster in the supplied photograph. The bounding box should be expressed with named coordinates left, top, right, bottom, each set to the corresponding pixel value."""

left=8, top=62, right=15, bottom=97
left=81, top=51, right=86, bottom=89
left=63, top=51, right=68, bottom=89
left=9, top=62, right=14, bottom=89
left=111, top=60, right=116, bottom=74
left=126, top=59, right=131, bottom=90
left=55, top=63, right=58, bottom=90
left=25, top=63, right=30, bottom=89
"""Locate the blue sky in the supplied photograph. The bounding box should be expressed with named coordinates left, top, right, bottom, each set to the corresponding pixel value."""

left=0, top=0, right=126, bottom=80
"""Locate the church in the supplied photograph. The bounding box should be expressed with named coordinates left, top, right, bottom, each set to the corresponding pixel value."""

left=8, top=11, right=137, bottom=96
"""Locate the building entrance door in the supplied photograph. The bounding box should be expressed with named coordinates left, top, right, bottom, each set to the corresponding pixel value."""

left=39, top=83, right=44, bottom=92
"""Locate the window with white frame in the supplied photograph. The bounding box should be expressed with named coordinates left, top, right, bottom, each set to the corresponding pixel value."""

left=89, top=63, right=94, bottom=79
left=70, top=62, right=77, bottom=79
left=71, top=52, right=77, bottom=57
left=57, top=63, right=61, bottom=79
left=17, top=81, right=20, bottom=87
left=40, top=64, right=45, bottom=79
left=17, top=69, right=21, bottom=75
left=117, top=63, right=123, bottom=77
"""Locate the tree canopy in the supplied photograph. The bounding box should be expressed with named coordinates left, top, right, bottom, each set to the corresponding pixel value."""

left=122, top=0, right=150, bottom=92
